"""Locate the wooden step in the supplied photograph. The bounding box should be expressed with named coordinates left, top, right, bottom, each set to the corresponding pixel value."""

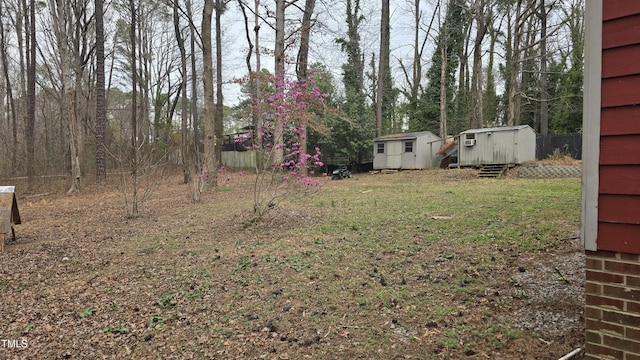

left=478, top=164, right=507, bottom=178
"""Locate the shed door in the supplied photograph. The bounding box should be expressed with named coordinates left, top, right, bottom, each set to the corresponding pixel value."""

left=387, top=141, right=402, bottom=168
left=489, top=131, right=515, bottom=164
left=488, top=131, right=515, bottom=164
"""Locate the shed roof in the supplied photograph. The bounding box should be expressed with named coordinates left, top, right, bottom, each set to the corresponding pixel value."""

left=0, top=186, right=15, bottom=193
left=460, top=125, right=533, bottom=135
left=374, top=131, right=438, bottom=142
left=0, top=187, right=21, bottom=234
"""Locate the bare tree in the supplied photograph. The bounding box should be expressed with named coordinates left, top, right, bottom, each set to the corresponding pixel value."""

left=274, top=0, right=285, bottom=77
left=173, top=0, right=190, bottom=184
left=296, top=0, right=315, bottom=170
left=214, top=0, right=228, bottom=165
left=95, top=0, right=107, bottom=185
left=237, top=0, right=265, bottom=170
left=202, top=0, right=218, bottom=189
left=400, top=0, right=437, bottom=132
left=273, top=0, right=285, bottom=168
left=48, top=0, right=81, bottom=194
left=376, top=0, right=389, bottom=137
left=538, top=0, right=548, bottom=134
left=185, top=0, right=200, bottom=171
left=0, top=0, right=19, bottom=177
left=469, top=0, right=489, bottom=129
left=439, top=0, right=447, bottom=139
left=506, top=0, right=537, bottom=126
left=237, top=0, right=260, bottom=129
left=296, top=0, right=315, bottom=80
left=26, top=0, right=36, bottom=191
left=129, top=0, right=140, bottom=215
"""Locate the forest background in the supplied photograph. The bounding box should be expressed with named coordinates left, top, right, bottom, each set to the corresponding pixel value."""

left=0, top=0, right=584, bottom=196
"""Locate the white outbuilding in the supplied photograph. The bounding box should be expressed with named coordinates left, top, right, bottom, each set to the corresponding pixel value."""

left=373, top=131, right=442, bottom=170
left=458, top=125, right=536, bottom=167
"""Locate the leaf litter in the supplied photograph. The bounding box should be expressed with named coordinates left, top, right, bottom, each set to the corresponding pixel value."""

left=0, top=168, right=584, bottom=359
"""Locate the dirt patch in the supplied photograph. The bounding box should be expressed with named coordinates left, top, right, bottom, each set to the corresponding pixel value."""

left=0, top=169, right=585, bottom=359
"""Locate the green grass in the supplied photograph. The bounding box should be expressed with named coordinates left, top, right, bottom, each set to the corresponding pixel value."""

left=312, top=176, right=580, bottom=251
left=78, top=307, right=97, bottom=318
left=103, top=324, right=129, bottom=335
left=9, top=170, right=580, bottom=359
left=268, top=173, right=581, bottom=355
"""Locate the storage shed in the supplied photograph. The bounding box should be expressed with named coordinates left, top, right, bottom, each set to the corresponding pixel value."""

left=582, top=2, right=640, bottom=359
left=458, top=125, right=536, bottom=167
left=373, top=131, right=441, bottom=170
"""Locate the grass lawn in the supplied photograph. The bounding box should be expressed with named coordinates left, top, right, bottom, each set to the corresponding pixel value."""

left=0, top=167, right=584, bottom=359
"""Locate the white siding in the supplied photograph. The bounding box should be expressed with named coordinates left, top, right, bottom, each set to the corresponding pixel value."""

left=459, top=126, right=536, bottom=166
left=373, top=131, right=441, bottom=170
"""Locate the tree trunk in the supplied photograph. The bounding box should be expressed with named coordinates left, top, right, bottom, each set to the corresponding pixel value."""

left=202, top=0, right=217, bottom=189
left=95, top=0, right=107, bottom=185
left=296, top=0, right=315, bottom=171
left=0, top=1, right=19, bottom=177
left=470, top=0, right=488, bottom=129
left=296, top=0, right=315, bottom=81
left=254, top=0, right=262, bottom=162
left=539, top=0, right=548, bottom=134
left=483, top=23, right=497, bottom=126
left=67, top=93, right=81, bottom=193
left=15, top=0, right=27, bottom=178
left=130, top=0, right=139, bottom=216
left=273, top=0, right=285, bottom=168
left=439, top=44, right=447, bottom=139
left=186, top=0, right=200, bottom=170
left=376, top=0, right=389, bottom=137
left=26, top=0, right=36, bottom=191
left=215, top=0, right=224, bottom=166
left=404, top=0, right=434, bottom=131
left=174, top=0, right=190, bottom=184
left=507, top=0, right=523, bottom=126
left=49, top=0, right=81, bottom=194
left=237, top=0, right=261, bottom=163
left=274, top=0, right=285, bottom=77
left=140, top=6, right=151, bottom=145
left=456, top=16, right=471, bottom=133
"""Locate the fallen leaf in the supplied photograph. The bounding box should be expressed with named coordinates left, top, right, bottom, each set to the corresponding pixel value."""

left=431, top=215, right=452, bottom=220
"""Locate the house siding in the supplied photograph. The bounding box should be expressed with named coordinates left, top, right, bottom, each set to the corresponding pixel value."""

left=584, top=1, right=640, bottom=359
left=598, top=4, right=640, bottom=253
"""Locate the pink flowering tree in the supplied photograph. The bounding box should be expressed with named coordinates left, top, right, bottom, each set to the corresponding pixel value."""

left=240, top=71, right=327, bottom=219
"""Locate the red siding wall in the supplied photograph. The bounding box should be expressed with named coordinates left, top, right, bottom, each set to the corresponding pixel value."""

left=586, top=3, right=640, bottom=360
left=598, top=3, right=640, bottom=254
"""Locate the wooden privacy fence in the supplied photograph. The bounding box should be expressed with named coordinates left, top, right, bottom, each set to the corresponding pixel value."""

left=535, top=133, right=582, bottom=160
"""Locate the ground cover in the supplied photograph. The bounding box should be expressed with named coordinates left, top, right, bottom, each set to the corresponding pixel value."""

left=0, top=167, right=584, bottom=359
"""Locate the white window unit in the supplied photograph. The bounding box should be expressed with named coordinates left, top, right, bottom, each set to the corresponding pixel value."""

left=463, top=139, right=476, bottom=146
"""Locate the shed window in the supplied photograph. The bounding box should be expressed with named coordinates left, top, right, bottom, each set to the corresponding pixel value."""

left=404, top=141, right=414, bottom=153
left=466, top=133, right=475, bottom=140
left=376, top=143, right=385, bottom=154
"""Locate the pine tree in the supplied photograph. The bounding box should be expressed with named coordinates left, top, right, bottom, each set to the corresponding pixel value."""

left=335, top=0, right=373, bottom=164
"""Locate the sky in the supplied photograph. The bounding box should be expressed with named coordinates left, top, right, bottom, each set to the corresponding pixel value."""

left=218, top=0, right=439, bottom=106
